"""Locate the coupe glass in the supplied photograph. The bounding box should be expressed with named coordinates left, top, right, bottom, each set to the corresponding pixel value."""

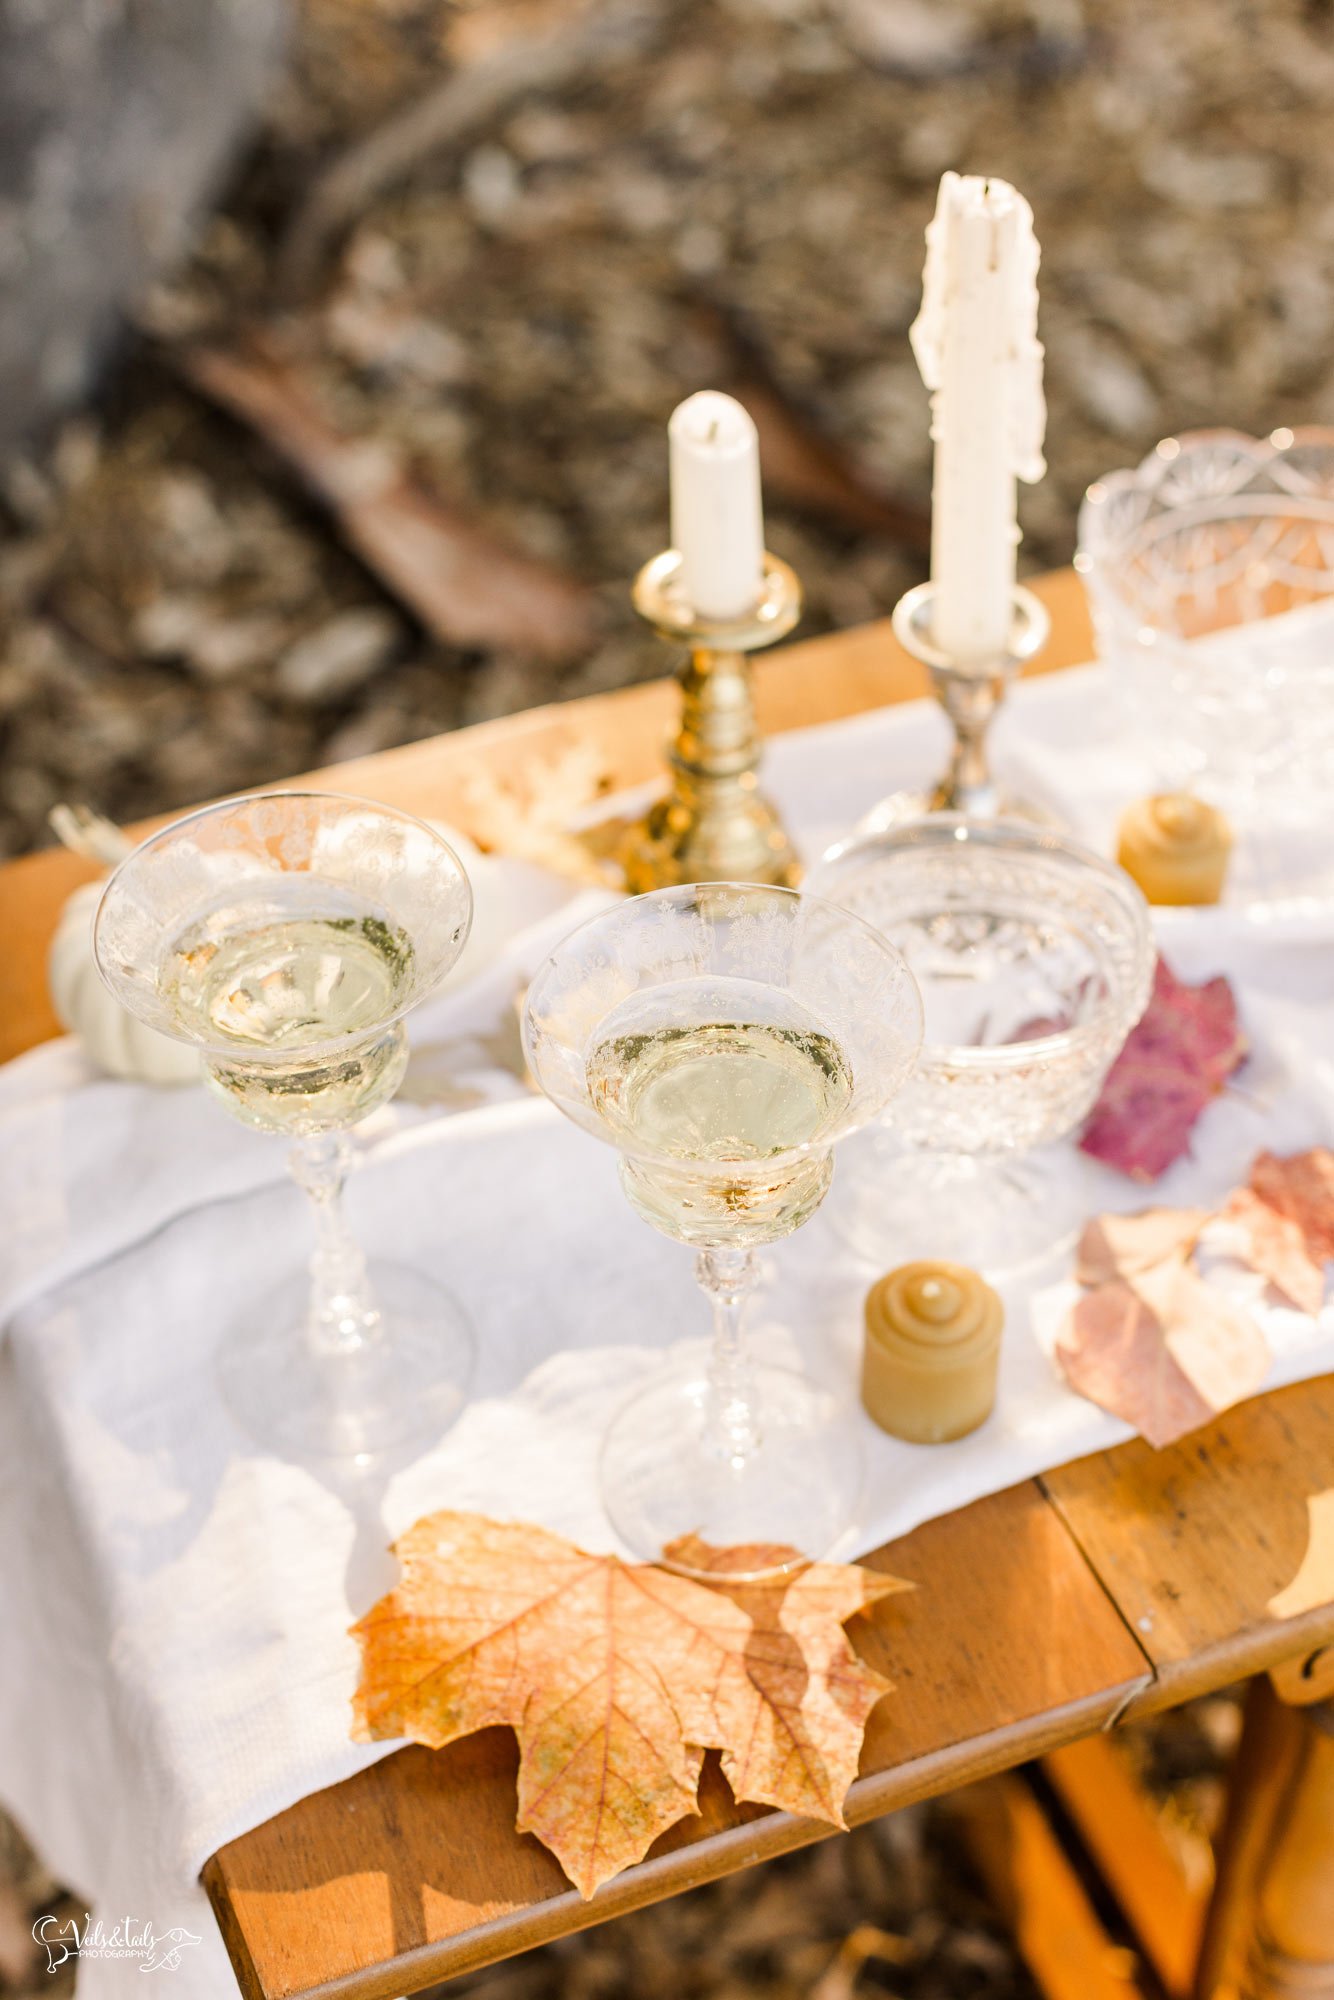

left=521, top=883, right=923, bottom=1575
left=94, top=791, right=474, bottom=1460
left=809, top=818, right=1154, bottom=1274
left=1078, top=427, right=1334, bottom=827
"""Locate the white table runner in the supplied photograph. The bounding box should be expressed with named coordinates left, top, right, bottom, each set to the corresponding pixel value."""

left=2, top=661, right=1332, bottom=1996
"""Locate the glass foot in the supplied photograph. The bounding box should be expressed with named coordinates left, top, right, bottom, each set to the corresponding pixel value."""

left=218, top=1260, right=475, bottom=1462
left=828, top=1127, right=1080, bottom=1279
left=599, top=1361, right=865, bottom=1577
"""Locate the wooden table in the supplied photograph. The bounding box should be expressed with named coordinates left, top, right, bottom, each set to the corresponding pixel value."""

left=3, top=568, right=1332, bottom=2000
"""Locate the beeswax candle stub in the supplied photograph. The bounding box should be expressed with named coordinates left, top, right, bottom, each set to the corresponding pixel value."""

left=1116, top=793, right=1231, bottom=907
left=862, top=1261, right=1003, bottom=1445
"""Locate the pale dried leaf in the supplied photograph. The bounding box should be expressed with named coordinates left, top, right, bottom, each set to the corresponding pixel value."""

left=1220, top=1183, right=1325, bottom=1316
left=1057, top=1279, right=1214, bottom=1448
left=1057, top=1260, right=1268, bottom=1449
left=449, top=0, right=599, bottom=65
left=1075, top=1207, right=1209, bottom=1286
left=1268, top=1490, right=1334, bottom=1620
left=1146, top=1261, right=1270, bottom=1420
left=1250, top=1147, right=1334, bottom=1262
left=458, top=740, right=613, bottom=883
left=809, top=1924, right=916, bottom=2000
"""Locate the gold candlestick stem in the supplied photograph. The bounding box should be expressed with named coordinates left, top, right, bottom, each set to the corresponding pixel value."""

left=621, top=549, right=802, bottom=892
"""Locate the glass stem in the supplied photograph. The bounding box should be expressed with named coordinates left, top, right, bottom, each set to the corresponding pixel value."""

left=696, top=1247, right=761, bottom=1465
left=289, top=1133, right=382, bottom=1358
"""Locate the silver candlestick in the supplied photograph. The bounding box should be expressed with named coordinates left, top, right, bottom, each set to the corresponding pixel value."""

left=861, top=579, right=1052, bottom=831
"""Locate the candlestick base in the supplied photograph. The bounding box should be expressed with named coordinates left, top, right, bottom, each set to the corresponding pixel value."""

left=622, top=779, right=799, bottom=893
left=862, top=581, right=1054, bottom=829
left=858, top=781, right=1056, bottom=835
left=621, top=550, right=803, bottom=893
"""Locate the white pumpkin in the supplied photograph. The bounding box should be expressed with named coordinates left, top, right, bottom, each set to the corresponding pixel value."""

left=48, top=882, right=199, bottom=1086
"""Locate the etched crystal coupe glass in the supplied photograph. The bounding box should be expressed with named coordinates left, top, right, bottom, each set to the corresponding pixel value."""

left=522, top=883, right=923, bottom=1574
left=94, top=791, right=474, bottom=1460
left=810, top=818, right=1154, bottom=1274
left=1078, top=427, right=1334, bottom=825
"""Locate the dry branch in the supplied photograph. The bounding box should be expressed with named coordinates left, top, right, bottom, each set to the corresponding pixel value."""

left=278, top=1, right=665, bottom=297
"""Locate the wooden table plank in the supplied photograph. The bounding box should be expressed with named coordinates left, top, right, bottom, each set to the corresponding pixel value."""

left=202, top=1482, right=1151, bottom=2000
left=0, top=567, right=1092, bottom=1068
left=1041, top=1377, right=1334, bottom=1717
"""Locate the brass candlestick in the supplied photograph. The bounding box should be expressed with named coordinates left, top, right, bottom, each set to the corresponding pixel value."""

left=861, top=579, right=1052, bottom=831
left=621, top=549, right=803, bottom=892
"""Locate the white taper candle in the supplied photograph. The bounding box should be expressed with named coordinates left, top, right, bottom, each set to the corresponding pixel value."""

left=668, top=390, right=766, bottom=622
left=911, top=173, right=1046, bottom=664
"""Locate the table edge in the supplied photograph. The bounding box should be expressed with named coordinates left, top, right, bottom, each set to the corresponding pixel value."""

left=200, top=1660, right=1151, bottom=2000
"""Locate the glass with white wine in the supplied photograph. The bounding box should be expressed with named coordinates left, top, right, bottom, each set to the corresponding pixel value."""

left=94, top=791, right=474, bottom=1460
left=523, top=883, right=923, bottom=1575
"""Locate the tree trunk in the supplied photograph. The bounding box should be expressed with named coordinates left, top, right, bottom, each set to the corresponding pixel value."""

left=0, top=0, right=288, bottom=459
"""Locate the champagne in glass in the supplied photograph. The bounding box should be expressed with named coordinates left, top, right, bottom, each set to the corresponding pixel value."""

left=523, top=884, right=923, bottom=1577
left=164, top=904, right=416, bottom=1132
left=584, top=980, right=854, bottom=1245
left=95, top=792, right=474, bottom=1461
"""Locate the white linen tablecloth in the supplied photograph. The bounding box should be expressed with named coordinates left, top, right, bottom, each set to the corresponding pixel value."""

left=2, top=661, right=1332, bottom=1995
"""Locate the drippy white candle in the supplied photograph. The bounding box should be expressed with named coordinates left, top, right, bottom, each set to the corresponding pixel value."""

left=911, top=173, right=1046, bottom=664
left=668, top=390, right=766, bottom=622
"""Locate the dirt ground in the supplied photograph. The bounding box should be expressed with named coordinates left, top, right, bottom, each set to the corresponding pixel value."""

left=2, top=0, right=1331, bottom=858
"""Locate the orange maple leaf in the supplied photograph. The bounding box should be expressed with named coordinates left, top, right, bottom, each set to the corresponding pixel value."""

left=663, top=1535, right=910, bottom=1825
left=352, top=1512, right=907, bottom=1897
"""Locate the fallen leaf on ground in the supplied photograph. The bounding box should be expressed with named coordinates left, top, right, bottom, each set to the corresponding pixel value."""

left=808, top=1923, right=915, bottom=2000
left=181, top=338, right=597, bottom=661
left=1075, top=1207, right=1209, bottom=1286
left=353, top=1512, right=906, bottom=1897
left=1079, top=957, right=1245, bottom=1182
left=687, top=301, right=931, bottom=550
left=1221, top=1183, right=1326, bottom=1316
left=1268, top=1490, right=1334, bottom=1620
left=1057, top=1254, right=1268, bottom=1448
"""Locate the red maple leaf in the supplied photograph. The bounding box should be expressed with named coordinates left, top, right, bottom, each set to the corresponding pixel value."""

left=1079, top=958, right=1246, bottom=1182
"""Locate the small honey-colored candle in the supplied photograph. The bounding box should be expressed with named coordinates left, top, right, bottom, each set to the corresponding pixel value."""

left=1116, top=793, right=1232, bottom=907
left=862, top=1261, right=1003, bottom=1444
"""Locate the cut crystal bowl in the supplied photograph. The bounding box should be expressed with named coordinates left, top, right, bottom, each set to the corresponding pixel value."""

left=809, top=817, right=1155, bottom=1272
left=1077, top=426, right=1334, bottom=822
